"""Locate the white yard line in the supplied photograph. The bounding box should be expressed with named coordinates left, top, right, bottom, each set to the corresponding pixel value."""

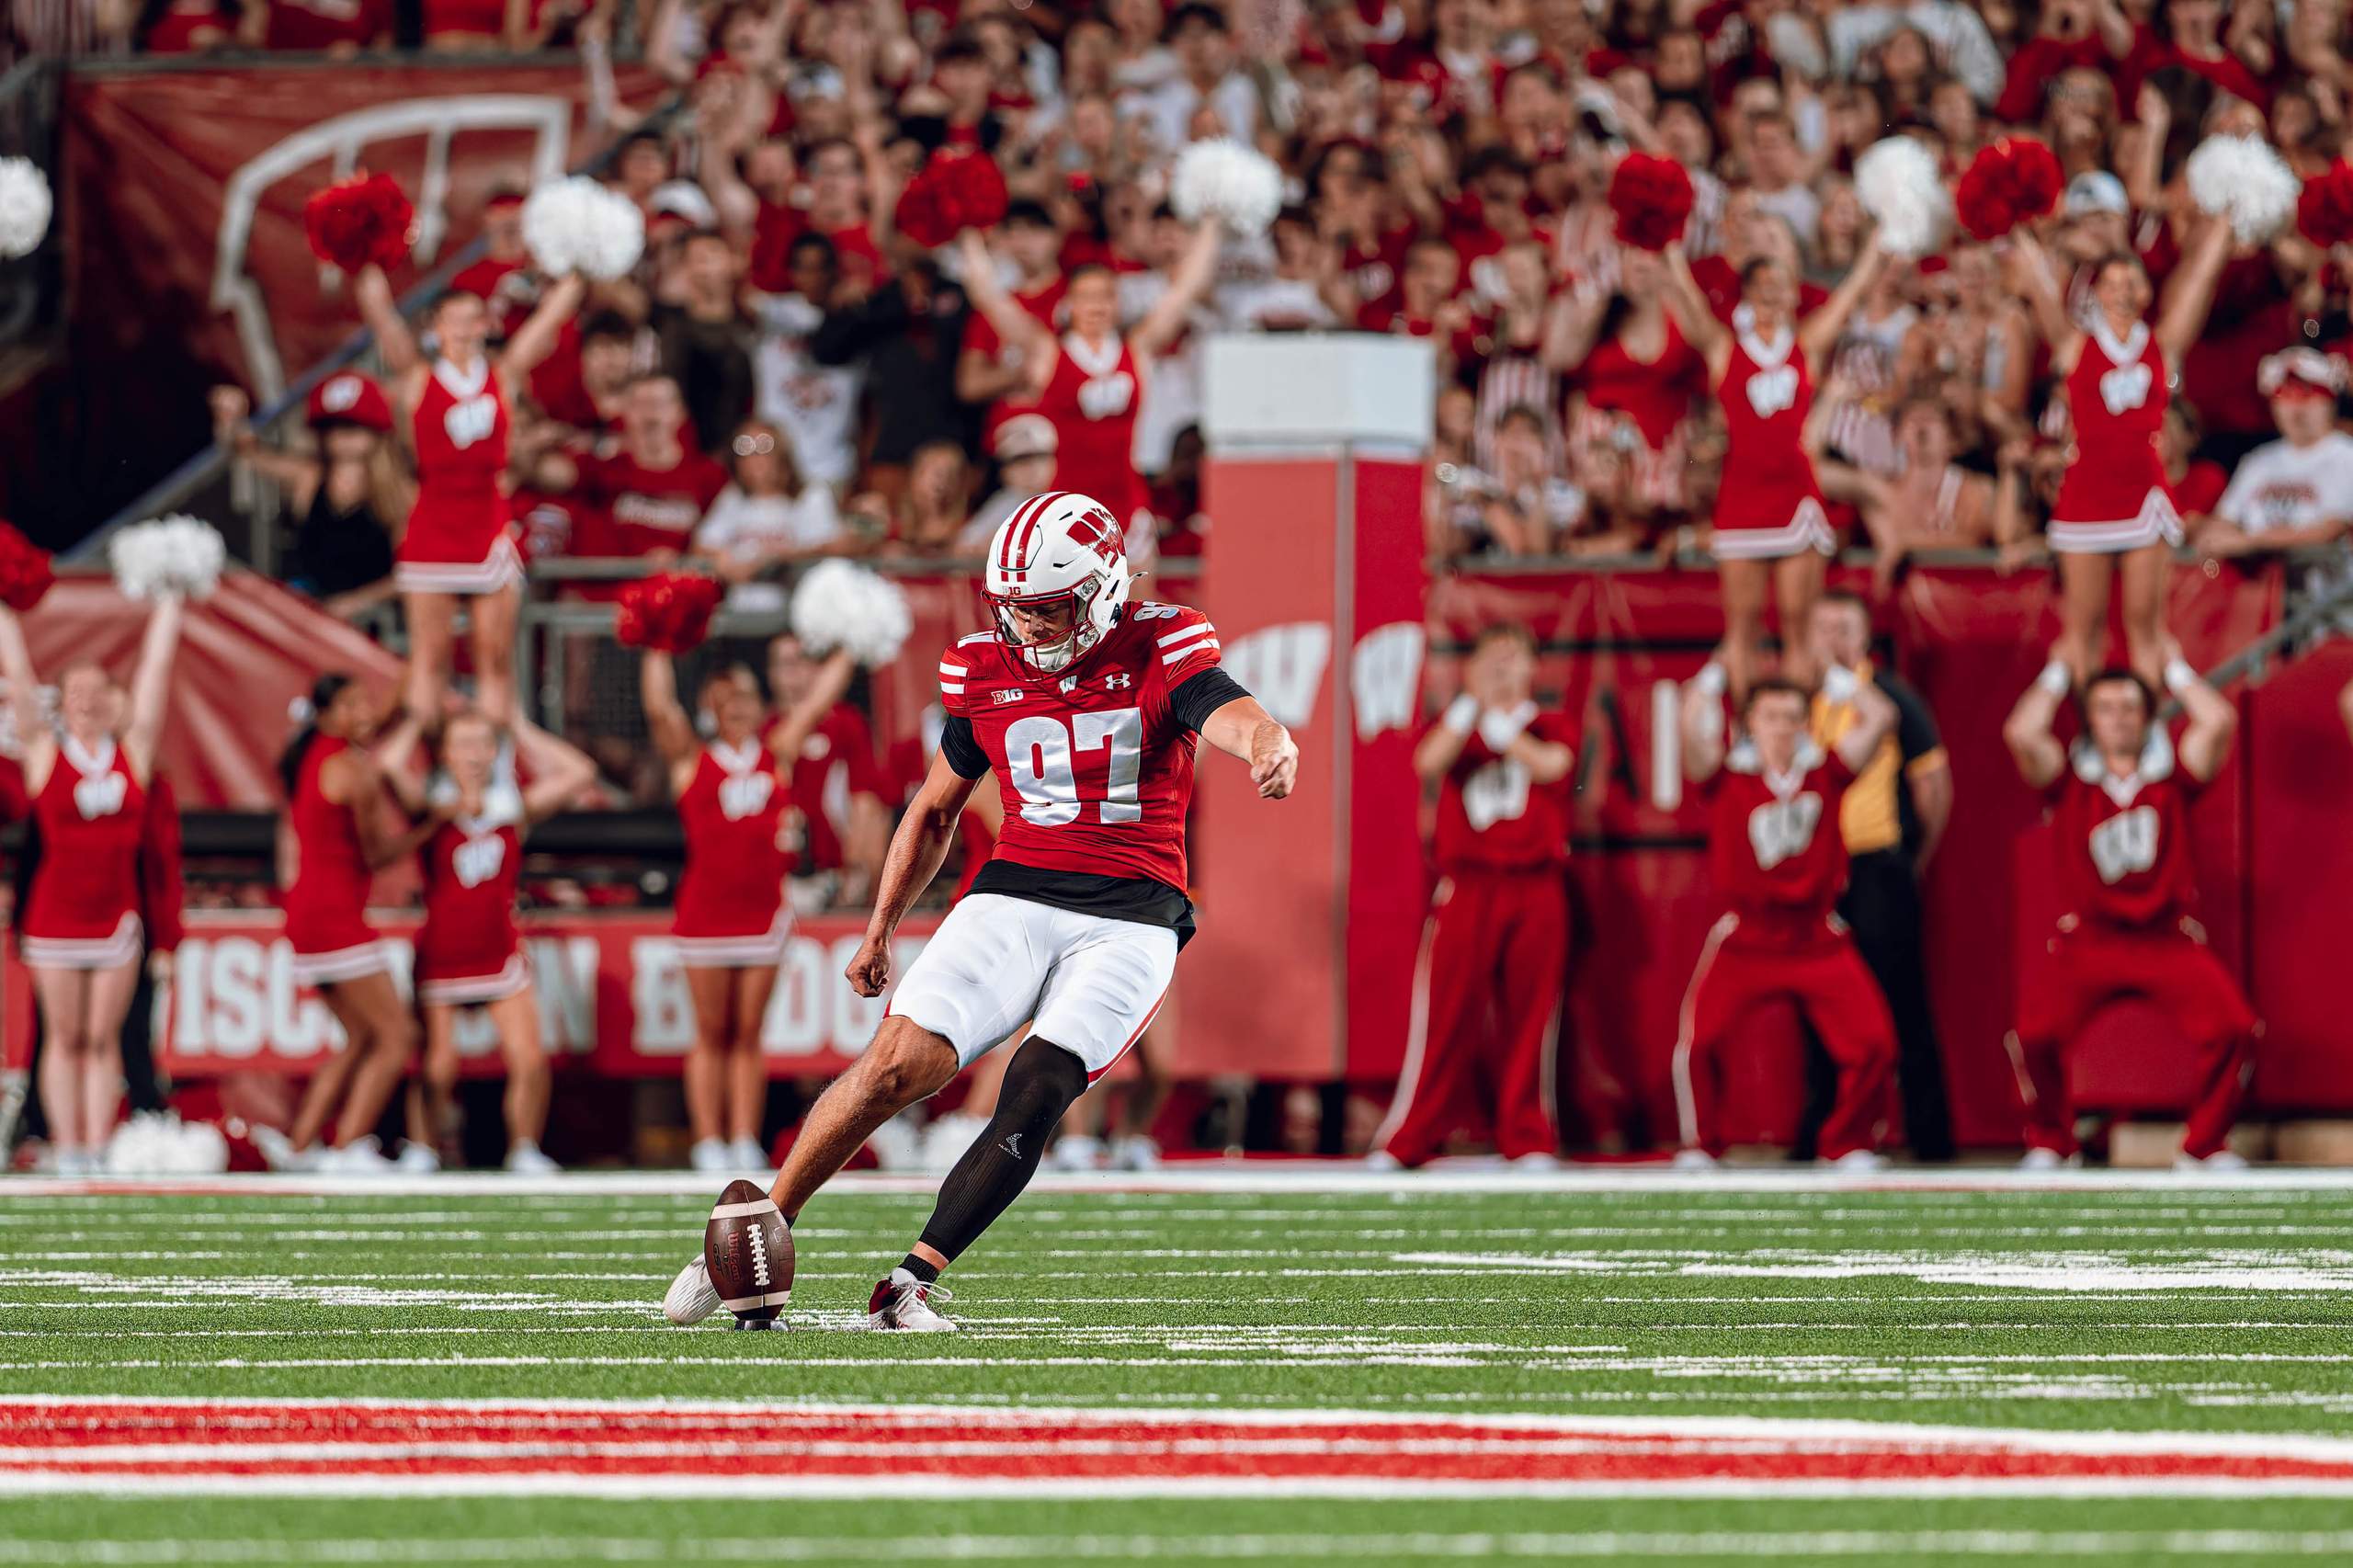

left=7, top=1168, right=2353, bottom=1199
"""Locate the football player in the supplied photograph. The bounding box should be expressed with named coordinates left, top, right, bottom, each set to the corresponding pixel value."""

left=665, top=490, right=1298, bottom=1329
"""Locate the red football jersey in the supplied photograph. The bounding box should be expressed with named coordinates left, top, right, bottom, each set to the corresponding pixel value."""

left=415, top=816, right=522, bottom=983
left=1430, top=713, right=1575, bottom=872
left=1038, top=333, right=1150, bottom=527
left=938, top=601, right=1222, bottom=892
left=1704, top=739, right=1856, bottom=940
left=2047, top=733, right=2203, bottom=928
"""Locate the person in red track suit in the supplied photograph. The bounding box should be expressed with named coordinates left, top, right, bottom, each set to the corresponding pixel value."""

left=2000, top=644, right=2256, bottom=1169
left=355, top=261, right=585, bottom=731
left=1672, top=666, right=1900, bottom=1168
left=955, top=223, right=1222, bottom=559
left=661, top=491, right=1301, bottom=1332
left=0, top=597, right=186, bottom=1173
left=642, top=639, right=853, bottom=1174
left=1662, top=237, right=1893, bottom=700
left=2008, top=220, right=2234, bottom=691
left=386, top=710, right=597, bottom=1173
left=1373, top=624, right=1576, bottom=1168
left=260, top=680, right=442, bottom=1171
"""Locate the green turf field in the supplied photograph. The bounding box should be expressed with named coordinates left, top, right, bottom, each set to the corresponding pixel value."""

left=4, top=1172, right=2353, bottom=1565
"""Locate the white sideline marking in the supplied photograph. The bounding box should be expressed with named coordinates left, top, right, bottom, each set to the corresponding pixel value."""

left=9, top=1532, right=2353, bottom=1563
left=8, top=1166, right=2353, bottom=1198
left=1394, top=1249, right=2353, bottom=1293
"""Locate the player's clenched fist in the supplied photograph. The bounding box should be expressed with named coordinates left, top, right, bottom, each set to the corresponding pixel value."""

left=845, top=937, right=892, bottom=997
left=1251, top=722, right=1299, bottom=800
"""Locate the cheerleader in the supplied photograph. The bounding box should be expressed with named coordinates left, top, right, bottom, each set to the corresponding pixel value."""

left=642, top=644, right=852, bottom=1173
left=387, top=711, right=596, bottom=1173
left=956, top=223, right=1222, bottom=558
left=0, top=599, right=184, bottom=1176
left=2010, top=218, right=2234, bottom=688
left=256, top=677, right=439, bottom=1173
left=355, top=261, right=585, bottom=731
left=1664, top=237, right=1893, bottom=697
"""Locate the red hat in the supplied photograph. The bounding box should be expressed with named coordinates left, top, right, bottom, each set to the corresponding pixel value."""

left=2257, top=347, right=2347, bottom=400
left=307, top=371, right=392, bottom=432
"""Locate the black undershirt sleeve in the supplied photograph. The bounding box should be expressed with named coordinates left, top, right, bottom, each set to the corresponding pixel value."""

left=1169, top=668, right=1255, bottom=734
left=938, top=713, right=991, bottom=779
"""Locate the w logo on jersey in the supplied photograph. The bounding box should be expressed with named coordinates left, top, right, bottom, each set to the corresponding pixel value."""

left=1745, top=365, right=1800, bottom=418
left=1748, top=793, right=1823, bottom=870
left=2099, top=361, right=2153, bottom=416
left=718, top=772, right=775, bottom=822
left=1076, top=372, right=1135, bottom=420
left=1462, top=758, right=1531, bottom=832
left=444, top=393, right=498, bottom=449
left=2089, top=805, right=2160, bottom=884
left=452, top=833, right=506, bottom=890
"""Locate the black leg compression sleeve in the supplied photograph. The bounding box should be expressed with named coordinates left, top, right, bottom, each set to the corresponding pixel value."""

left=917, top=1037, right=1089, bottom=1265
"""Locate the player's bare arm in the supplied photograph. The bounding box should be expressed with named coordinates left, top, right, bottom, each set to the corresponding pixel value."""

left=2003, top=654, right=2073, bottom=789
left=1199, top=696, right=1298, bottom=800
left=1679, top=668, right=1729, bottom=782
left=2165, top=640, right=2237, bottom=782
left=845, top=752, right=982, bottom=998
left=1825, top=672, right=1897, bottom=775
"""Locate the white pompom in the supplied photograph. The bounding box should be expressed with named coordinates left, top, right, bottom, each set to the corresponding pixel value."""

left=1854, top=136, right=1952, bottom=259
left=110, top=514, right=226, bottom=602
left=1170, top=138, right=1284, bottom=239
left=520, top=176, right=646, bottom=281
left=0, top=157, right=51, bottom=260
left=106, top=1111, right=229, bottom=1176
left=2186, top=134, right=2299, bottom=244
left=790, top=560, right=913, bottom=668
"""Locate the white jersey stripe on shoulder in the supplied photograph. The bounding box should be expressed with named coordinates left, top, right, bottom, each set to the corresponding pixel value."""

left=1161, top=642, right=1219, bottom=665
left=940, top=682, right=966, bottom=695
left=1157, top=622, right=1216, bottom=648
left=957, top=631, right=996, bottom=646
left=938, top=662, right=964, bottom=676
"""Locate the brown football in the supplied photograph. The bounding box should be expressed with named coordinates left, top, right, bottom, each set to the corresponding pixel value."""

left=703, top=1178, right=793, bottom=1325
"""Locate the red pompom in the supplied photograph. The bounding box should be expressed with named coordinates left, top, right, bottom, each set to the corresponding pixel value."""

left=893, top=150, right=1009, bottom=249
left=304, top=172, right=415, bottom=274
left=615, top=573, right=722, bottom=654
left=0, top=520, right=51, bottom=613
left=2299, top=162, right=2353, bottom=248
left=1606, top=153, right=1695, bottom=252
left=1954, top=138, right=2063, bottom=242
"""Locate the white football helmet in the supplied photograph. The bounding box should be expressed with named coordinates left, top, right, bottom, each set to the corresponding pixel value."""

left=983, top=491, right=1134, bottom=675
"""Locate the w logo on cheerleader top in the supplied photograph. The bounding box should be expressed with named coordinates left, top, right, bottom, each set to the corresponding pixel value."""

left=1748, top=793, right=1823, bottom=870
left=1745, top=365, right=1800, bottom=418
left=444, top=394, right=498, bottom=449
left=74, top=771, right=126, bottom=821
left=2098, top=361, right=2153, bottom=416
left=452, top=832, right=506, bottom=889
left=718, top=772, right=775, bottom=822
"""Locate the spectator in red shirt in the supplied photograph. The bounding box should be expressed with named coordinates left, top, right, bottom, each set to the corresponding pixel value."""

left=244, top=0, right=391, bottom=51
left=574, top=376, right=728, bottom=562
left=955, top=199, right=1066, bottom=434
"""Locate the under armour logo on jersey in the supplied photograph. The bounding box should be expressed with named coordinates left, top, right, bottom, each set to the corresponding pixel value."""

left=1748, top=792, right=1824, bottom=870
left=1000, top=1133, right=1023, bottom=1158
left=2089, top=804, right=2160, bottom=883
left=1745, top=365, right=1800, bottom=418
left=1104, top=673, right=1133, bottom=690
left=2099, top=361, right=2154, bottom=416
left=993, top=687, right=1027, bottom=705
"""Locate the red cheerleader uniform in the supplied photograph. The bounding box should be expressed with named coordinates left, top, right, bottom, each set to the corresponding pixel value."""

left=1573, top=314, right=1707, bottom=513
left=1711, top=312, right=1836, bottom=561
left=2049, top=317, right=2180, bottom=554
left=673, top=739, right=793, bottom=967
left=1039, top=332, right=1152, bottom=547
left=284, top=735, right=390, bottom=987
left=399, top=356, right=522, bottom=597
left=20, top=736, right=145, bottom=971
left=415, top=811, right=529, bottom=1007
